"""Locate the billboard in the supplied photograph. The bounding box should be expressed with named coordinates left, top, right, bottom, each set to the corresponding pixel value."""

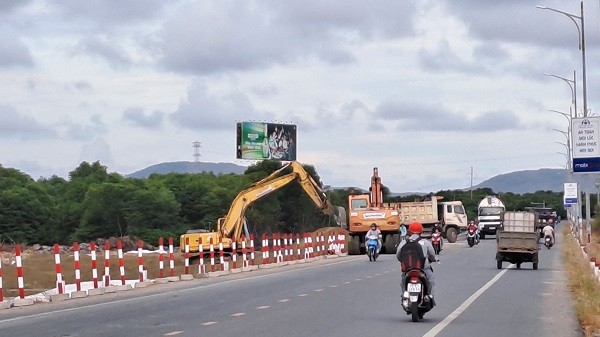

left=571, top=117, right=600, bottom=173
left=563, top=182, right=578, bottom=205
left=236, top=122, right=297, bottom=161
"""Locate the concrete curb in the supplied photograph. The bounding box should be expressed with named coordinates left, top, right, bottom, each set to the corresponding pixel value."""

left=180, top=274, right=194, bottom=281
left=194, top=273, right=209, bottom=279
left=166, top=276, right=180, bottom=283
left=12, top=298, right=35, bottom=307
left=114, top=284, right=133, bottom=292
left=70, top=291, right=87, bottom=299
left=325, top=254, right=339, bottom=259
left=135, top=281, right=152, bottom=288
left=88, top=288, right=105, bottom=296
left=0, top=301, right=12, bottom=309
left=50, top=293, right=70, bottom=302
left=207, top=270, right=229, bottom=277
left=155, top=278, right=169, bottom=284
left=258, top=263, right=279, bottom=269
left=242, top=265, right=259, bottom=272
left=104, top=286, right=118, bottom=294
left=229, top=268, right=242, bottom=274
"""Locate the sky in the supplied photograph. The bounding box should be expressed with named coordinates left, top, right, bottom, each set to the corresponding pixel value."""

left=1, top=0, right=600, bottom=193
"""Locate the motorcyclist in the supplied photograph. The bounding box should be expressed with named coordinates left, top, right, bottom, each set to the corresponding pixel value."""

left=365, top=223, right=382, bottom=253
left=399, top=223, right=408, bottom=241
left=396, top=222, right=437, bottom=303
left=542, top=224, right=555, bottom=244
left=468, top=221, right=480, bottom=243
left=432, top=222, right=444, bottom=250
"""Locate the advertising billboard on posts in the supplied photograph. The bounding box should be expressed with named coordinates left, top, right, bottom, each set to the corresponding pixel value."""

left=236, top=122, right=297, bottom=161
left=571, top=117, right=600, bottom=173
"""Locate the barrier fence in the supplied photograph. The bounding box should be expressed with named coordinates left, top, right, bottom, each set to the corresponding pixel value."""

left=0, top=229, right=348, bottom=306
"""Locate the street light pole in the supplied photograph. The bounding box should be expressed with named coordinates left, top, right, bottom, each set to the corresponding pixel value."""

left=537, top=1, right=588, bottom=117
left=544, top=72, right=577, bottom=116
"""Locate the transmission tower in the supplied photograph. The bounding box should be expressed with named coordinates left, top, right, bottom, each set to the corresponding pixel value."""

left=192, top=141, right=202, bottom=162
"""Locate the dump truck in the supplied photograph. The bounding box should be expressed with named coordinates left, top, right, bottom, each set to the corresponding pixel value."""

left=477, top=195, right=505, bottom=239
left=179, top=161, right=341, bottom=254
left=347, top=167, right=401, bottom=255
left=398, top=196, right=467, bottom=243
left=496, top=211, right=539, bottom=270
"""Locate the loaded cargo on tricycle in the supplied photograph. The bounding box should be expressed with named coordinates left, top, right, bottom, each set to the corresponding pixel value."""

left=496, top=211, right=539, bottom=270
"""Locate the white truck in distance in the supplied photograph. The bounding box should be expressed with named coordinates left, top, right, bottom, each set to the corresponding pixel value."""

left=477, top=196, right=505, bottom=239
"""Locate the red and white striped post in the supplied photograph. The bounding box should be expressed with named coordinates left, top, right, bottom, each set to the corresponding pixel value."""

left=54, top=244, right=64, bottom=294
left=158, top=237, right=165, bottom=278
left=117, top=240, right=126, bottom=286
left=137, top=240, right=144, bottom=282
left=209, top=237, right=215, bottom=273
left=231, top=241, right=237, bottom=269
left=296, top=233, right=301, bottom=260
left=0, top=246, right=4, bottom=302
left=198, top=238, right=205, bottom=274
left=321, top=232, right=326, bottom=256
left=90, top=242, right=99, bottom=289
left=309, top=234, right=314, bottom=259
left=315, top=234, right=321, bottom=256
left=103, top=242, right=111, bottom=287
left=168, top=237, right=175, bottom=277
left=241, top=236, right=248, bottom=268
left=283, top=235, right=288, bottom=261
left=250, top=234, right=255, bottom=265
left=15, top=245, right=25, bottom=299
left=184, top=238, right=190, bottom=275
left=73, top=242, right=82, bottom=292
left=261, top=234, right=267, bottom=264
left=219, top=240, right=225, bottom=271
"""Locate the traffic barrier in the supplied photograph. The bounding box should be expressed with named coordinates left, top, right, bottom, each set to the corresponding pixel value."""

left=250, top=234, right=256, bottom=265
left=232, top=241, right=238, bottom=269
left=320, top=232, right=325, bottom=256
left=277, top=234, right=283, bottom=263
left=90, top=242, right=99, bottom=288
left=158, top=237, right=165, bottom=278
left=137, top=240, right=145, bottom=282
left=209, top=238, right=215, bottom=272
left=242, top=237, right=248, bottom=268
left=54, top=244, right=65, bottom=294
left=0, top=247, right=3, bottom=302
left=261, top=234, right=270, bottom=265
left=198, top=238, right=205, bottom=274
left=184, top=238, right=190, bottom=275
left=73, top=242, right=82, bottom=291
left=168, top=237, right=175, bottom=277
left=219, top=240, right=225, bottom=271
left=296, top=234, right=301, bottom=260
left=117, top=240, right=126, bottom=286
left=15, top=245, right=25, bottom=299
left=103, top=242, right=111, bottom=287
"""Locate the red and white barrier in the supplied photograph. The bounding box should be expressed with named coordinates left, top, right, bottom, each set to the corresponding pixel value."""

left=219, top=240, right=225, bottom=271
left=15, top=245, right=25, bottom=299
left=308, top=234, right=314, bottom=259
left=158, top=237, right=165, bottom=278
left=232, top=241, right=237, bottom=269
left=296, top=234, right=301, bottom=260
left=117, top=240, right=126, bottom=286
left=250, top=234, right=255, bottom=265
left=276, top=234, right=283, bottom=263
left=0, top=247, right=4, bottom=302
left=283, top=235, right=289, bottom=261
left=54, top=244, right=64, bottom=294
left=241, top=237, right=248, bottom=268
left=103, top=242, right=111, bottom=287
left=90, top=242, right=99, bottom=289
left=73, top=242, right=81, bottom=292
left=209, top=238, right=215, bottom=272
left=184, top=238, right=190, bottom=275
left=261, top=234, right=270, bottom=265
left=198, top=238, right=205, bottom=274
left=137, top=240, right=145, bottom=282
left=168, top=237, right=175, bottom=277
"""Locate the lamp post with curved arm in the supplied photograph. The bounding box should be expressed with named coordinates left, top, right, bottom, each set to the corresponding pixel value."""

left=537, top=2, right=587, bottom=117
left=544, top=72, right=577, bottom=116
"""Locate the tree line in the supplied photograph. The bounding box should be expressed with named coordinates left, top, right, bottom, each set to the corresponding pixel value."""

left=0, top=160, right=574, bottom=246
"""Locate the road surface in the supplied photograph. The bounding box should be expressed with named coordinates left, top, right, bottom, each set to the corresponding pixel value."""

left=0, top=223, right=581, bottom=337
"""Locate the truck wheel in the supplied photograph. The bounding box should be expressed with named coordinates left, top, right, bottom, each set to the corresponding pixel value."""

left=384, top=234, right=397, bottom=254
left=348, top=236, right=360, bottom=255
left=497, top=260, right=502, bottom=269
left=446, top=228, right=458, bottom=243
left=516, top=263, right=521, bottom=269
left=533, top=263, right=538, bottom=270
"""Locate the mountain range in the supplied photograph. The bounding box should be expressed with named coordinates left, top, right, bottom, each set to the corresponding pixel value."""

left=127, top=161, right=596, bottom=194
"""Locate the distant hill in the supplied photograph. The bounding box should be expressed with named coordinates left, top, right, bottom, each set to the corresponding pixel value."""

left=472, top=168, right=598, bottom=194
left=126, top=161, right=246, bottom=179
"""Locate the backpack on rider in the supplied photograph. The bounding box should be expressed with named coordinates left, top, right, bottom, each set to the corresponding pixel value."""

left=399, top=237, right=426, bottom=272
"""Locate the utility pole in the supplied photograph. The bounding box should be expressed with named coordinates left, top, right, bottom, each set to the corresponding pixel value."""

left=468, top=166, right=474, bottom=199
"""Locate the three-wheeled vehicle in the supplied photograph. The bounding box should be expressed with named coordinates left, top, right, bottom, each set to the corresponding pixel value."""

left=496, top=211, right=539, bottom=270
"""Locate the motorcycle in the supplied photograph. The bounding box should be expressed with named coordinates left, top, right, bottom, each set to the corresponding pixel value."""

left=431, top=232, right=442, bottom=255
left=401, top=268, right=434, bottom=322
left=366, top=236, right=379, bottom=261
left=467, top=227, right=478, bottom=247
left=544, top=235, right=553, bottom=249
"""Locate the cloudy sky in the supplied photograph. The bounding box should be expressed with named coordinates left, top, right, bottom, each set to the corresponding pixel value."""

left=1, top=0, right=599, bottom=192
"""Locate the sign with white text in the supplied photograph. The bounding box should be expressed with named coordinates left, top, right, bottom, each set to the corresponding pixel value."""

left=571, top=117, right=600, bottom=173
left=563, top=182, right=578, bottom=204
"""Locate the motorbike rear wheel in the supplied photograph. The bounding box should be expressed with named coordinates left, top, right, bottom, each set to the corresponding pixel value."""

left=411, top=302, right=419, bottom=322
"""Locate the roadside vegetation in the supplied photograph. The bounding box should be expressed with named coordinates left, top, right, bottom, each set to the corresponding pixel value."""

left=563, top=226, right=600, bottom=337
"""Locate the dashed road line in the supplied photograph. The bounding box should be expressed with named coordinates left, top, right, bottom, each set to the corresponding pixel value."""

left=231, top=312, right=245, bottom=317
left=164, top=331, right=183, bottom=336
left=298, top=293, right=308, bottom=297
left=256, top=306, right=270, bottom=310
left=278, top=299, right=290, bottom=302
left=329, top=285, right=338, bottom=288
left=314, top=288, right=324, bottom=292
left=201, top=322, right=218, bottom=326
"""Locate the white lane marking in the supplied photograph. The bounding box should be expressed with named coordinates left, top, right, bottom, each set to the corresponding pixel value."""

left=314, top=289, right=324, bottom=292
left=164, top=331, right=183, bottom=336
left=329, top=285, right=338, bottom=288
left=298, top=293, right=308, bottom=297
left=344, top=281, right=351, bottom=284
left=355, top=278, right=362, bottom=281
left=423, top=265, right=514, bottom=337
left=256, top=306, right=270, bottom=309
left=231, top=312, right=245, bottom=317
left=201, top=322, right=218, bottom=326
left=278, top=299, right=290, bottom=302
left=0, top=256, right=364, bottom=325
left=540, top=293, right=552, bottom=296
left=375, top=273, right=381, bottom=276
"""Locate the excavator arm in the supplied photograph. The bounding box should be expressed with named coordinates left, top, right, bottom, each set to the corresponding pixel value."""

left=181, top=161, right=340, bottom=253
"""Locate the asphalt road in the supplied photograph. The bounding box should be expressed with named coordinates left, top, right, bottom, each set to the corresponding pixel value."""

left=0, top=223, right=581, bottom=337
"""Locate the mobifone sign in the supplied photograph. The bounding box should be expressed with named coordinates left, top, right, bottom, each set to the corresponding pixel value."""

left=563, top=182, right=578, bottom=205
left=571, top=117, right=600, bottom=173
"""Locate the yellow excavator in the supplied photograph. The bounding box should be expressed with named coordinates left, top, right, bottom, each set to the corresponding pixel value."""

left=179, top=161, right=341, bottom=253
